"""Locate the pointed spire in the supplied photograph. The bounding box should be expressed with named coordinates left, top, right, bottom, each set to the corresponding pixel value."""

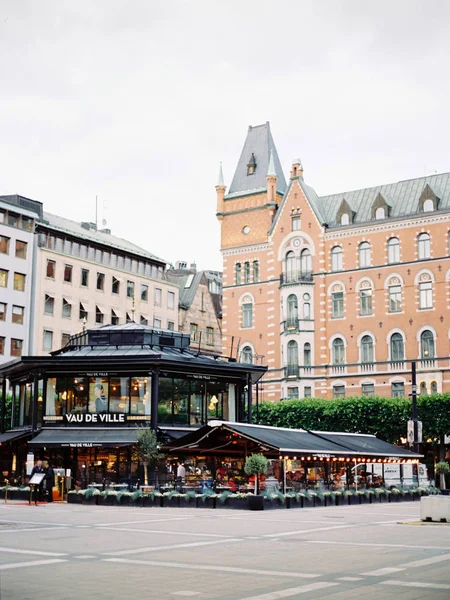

left=267, top=150, right=276, bottom=177
left=216, top=162, right=225, bottom=188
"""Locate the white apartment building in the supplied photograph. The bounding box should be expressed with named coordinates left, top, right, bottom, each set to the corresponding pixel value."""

left=0, top=195, right=42, bottom=365
left=34, top=213, right=179, bottom=354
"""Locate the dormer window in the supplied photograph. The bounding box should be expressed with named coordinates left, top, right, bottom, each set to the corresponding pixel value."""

left=340, top=213, right=350, bottom=225
left=423, top=199, right=434, bottom=212
left=247, top=153, right=257, bottom=176
left=375, top=206, right=385, bottom=220
left=419, top=184, right=440, bottom=213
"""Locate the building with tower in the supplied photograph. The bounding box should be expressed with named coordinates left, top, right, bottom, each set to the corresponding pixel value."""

left=217, top=122, right=450, bottom=402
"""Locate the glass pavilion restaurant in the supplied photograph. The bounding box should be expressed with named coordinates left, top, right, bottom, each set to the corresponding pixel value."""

left=168, top=421, right=423, bottom=491
left=0, top=324, right=266, bottom=486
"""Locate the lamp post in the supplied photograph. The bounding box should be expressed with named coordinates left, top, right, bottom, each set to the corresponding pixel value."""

left=411, top=361, right=419, bottom=454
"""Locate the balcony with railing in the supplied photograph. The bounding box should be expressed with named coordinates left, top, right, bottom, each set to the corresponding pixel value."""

left=285, top=364, right=300, bottom=378
left=282, top=318, right=314, bottom=333
left=280, top=270, right=313, bottom=285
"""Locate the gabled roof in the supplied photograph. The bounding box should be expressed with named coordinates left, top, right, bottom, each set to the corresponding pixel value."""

left=226, top=122, right=287, bottom=199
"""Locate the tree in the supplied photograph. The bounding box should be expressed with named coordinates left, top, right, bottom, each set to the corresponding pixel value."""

left=244, top=453, right=268, bottom=495
left=131, top=428, right=165, bottom=486
left=435, top=461, right=449, bottom=490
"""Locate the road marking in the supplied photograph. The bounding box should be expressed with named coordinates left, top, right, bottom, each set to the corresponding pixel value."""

left=263, top=524, right=356, bottom=538
left=0, top=527, right=68, bottom=534
left=104, top=537, right=241, bottom=556
left=238, top=581, right=338, bottom=599
left=0, top=547, right=66, bottom=557
left=399, top=552, right=450, bottom=568
left=309, top=540, right=450, bottom=551
left=75, top=555, right=97, bottom=559
left=96, top=517, right=192, bottom=527
left=380, top=580, right=450, bottom=591
left=362, top=567, right=405, bottom=576
left=0, top=559, right=67, bottom=571
left=172, top=593, right=200, bottom=597
left=337, top=577, right=364, bottom=582
left=99, top=526, right=234, bottom=538
left=103, top=558, right=320, bottom=579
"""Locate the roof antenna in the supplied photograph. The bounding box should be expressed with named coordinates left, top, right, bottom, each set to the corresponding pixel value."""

left=95, top=195, right=98, bottom=230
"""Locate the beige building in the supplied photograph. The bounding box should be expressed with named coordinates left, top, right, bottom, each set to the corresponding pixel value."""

left=166, top=263, right=222, bottom=354
left=34, top=213, right=179, bottom=354
left=217, top=122, right=450, bottom=401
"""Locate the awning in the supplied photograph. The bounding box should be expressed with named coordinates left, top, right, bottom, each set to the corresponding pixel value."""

left=0, top=430, right=31, bottom=444
left=28, top=428, right=139, bottom=448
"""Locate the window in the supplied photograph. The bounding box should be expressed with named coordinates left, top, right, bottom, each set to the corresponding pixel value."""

left=46, top=260, right=55, bottom=278
left=419, top=281, right=433, bottom=309
left=95, top=306, right=104, bottom=324
left=14, top=272, right=25, bottom=291
left=96, top=272, right=105, bottom=291
left=235, top=263, right=242, bottom=285
left=286, top=251, right=296, bottom=281
left=244, top=262, right=250, bottom=284
left=331, top=246, right=343, bottom=271
left=8, top=212, right=19, bottom=227
left=304, top=386, right=312, bottom=398
left=303, top=342, right=311, bottom=367
left=168, top=291, right=175, bottom=309
left=287, top=387, right=299, bottom=399
left=430, top=381, right=438, bottom=394
left=43, top=330, right=53, bottom=351
left=21, top=216, right=33, bottom=231
left=421, top=330, right=435, bottom=359
left=0, top=235, right=10, bottom=254
left=0, top=302, right=5, bottom=320
left=167, top=321, right=175, bottom=331
left=286, top=294, right=298, bottom=327
left=291, top=216, right=301, bottom=232
left=206, top=327, right=214, bottom=345
left=333, top=385, right=345, bottom=398
left=332, top=338, right=345, bottom=364
left=417, top=232, right=431, bottom=260
left=154, top=287, right=162, bottom=306
left=0, top=337, right=4, bottom=355
left=253, top=261, right=259, bottom=283
left=287, top=340, right=299, bottom=376
left=153, top=317, right=162, bottom=329
left=190, top=323, right=198, bottom=341
left=112, top=276, right=120, bottom=294
left=44, top=294, right=54, bottom=315
left=62, top=298, right=72, bottom=318
left=358, top=242, right=371, bottom=268
left=81, top=268, right=89, bottom=287
left=111, top=309, right=119, bottom=325
left=362, top=383, right=374, bottom=396
left=126, top=280, right=135, bottom=298
left=140, top=316, right=148, bottom=326
left=242, top=303, right=253, bottom=328
left=64, top=264, right=73, bottom=283
left=387, top=237, right=400, bottom=264
left=392, top=382, right=405, bottom=398
left=375, top=207, right=385, bottom=220
left=340, top=213, right=349, bottom=226
left=10, top=338, right=23, bottom=357
left=423, top=198, right=434, bottom=212
left=241, top=346, right=253, bottom=363
left=303, top=301, right=311, bottom=319
left=141, top=284, right=149, bottom=302
left=419, top=382, right=428, bottom=396
left=360, top=289, right=373, bottom=316
left=300, top=249, right=312, bottom=277
left=390, top=333, right=404, bottom=362
left=79, top=303, right=88, bottom=321
left=126, top=312, right=133, bottom=323
left=61, top=333, right=71, bottom=347
left=15, top=240, right=27, bottom=259
left=0, top=269, right=8, bottom=287
left=12, top=305, right=24, bottom=325
left=0, top=210, right=4, bottom=223
left=332, top=291, right=344, bottom=318
left=247, top=153, right=256, bottom=175
left=361, top=335, right=374, bottom=363
left=389, top=285, right=402, bottom=312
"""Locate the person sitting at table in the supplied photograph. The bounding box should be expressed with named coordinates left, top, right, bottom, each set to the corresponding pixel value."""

left=228, top=477, right=237, bottom=492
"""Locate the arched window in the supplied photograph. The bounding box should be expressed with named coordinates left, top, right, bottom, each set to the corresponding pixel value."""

left=361, top=335, right=374, bottom=363
left=358, top=242, right=371, bottom=268
left=287, top=340, right=299, bottom=377
left=390, top=333, right=404, bottom=362
left=341, top=213, right=349, bottom=226
left=430, top=381, right=438, bottom=394
left=417, top=233, right=431, bottom=260
left=419, top=382, right=428, bottom=396
left=286, top=251, right=296, bottom=283
left=235, top=263, right=241, bottom=285
left=300, top=248, right=312, bottom=278
left=421, top=330, right=435, bottom=359
left=286, top=294, right=298, bottom=326
left=332, top=338, right=345, bottom=364
left=387, top=237, right=400, bottom=264
left=375, top=207, right=385, bottom=220
left=303, top=342, right=311, bottom=367
left=423, top=199, right=434, bottom=212
left=241, top=346, right=253, bottom=364
left=331, top=246, right=343, bottom=271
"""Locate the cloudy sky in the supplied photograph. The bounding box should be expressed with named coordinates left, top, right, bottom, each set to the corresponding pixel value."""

left=1, top=1, right=449, bottom=270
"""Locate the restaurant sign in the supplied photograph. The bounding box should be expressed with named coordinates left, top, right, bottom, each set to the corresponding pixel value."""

left=43, top=414, right=149, bottom=425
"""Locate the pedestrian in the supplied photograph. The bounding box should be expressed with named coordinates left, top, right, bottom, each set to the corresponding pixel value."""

left=44, top=462, right=55, bottom=503
left=176, top=461, right=186, bottom=491
left=30, top=459, right=45, bottom=501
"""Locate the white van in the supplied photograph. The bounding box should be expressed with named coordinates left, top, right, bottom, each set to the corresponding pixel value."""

left=364, top=462, right=430, bottom=488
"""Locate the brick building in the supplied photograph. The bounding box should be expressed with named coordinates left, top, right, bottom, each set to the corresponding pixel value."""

left=217, top=122, right=450, bottom=401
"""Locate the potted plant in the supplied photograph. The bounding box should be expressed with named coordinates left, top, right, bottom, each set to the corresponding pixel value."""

left=244, top=454, right=268, bottom=511
left=98, top=490, right=117, bottom=506
left=132, top=427, right=165, bottom=487
left=197, top=488, right=217, bottom=509
left=68, top=490, right=82, bottom=504
left=435, top=462, right=449, bottom=492
left=82, top=487, right=100, bottom=505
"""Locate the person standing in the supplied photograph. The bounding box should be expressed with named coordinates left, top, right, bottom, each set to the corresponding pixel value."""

left=30, top=459, right=45, bottom=501
left=44, top=462, right=55, bottom=503
left=176, top=461, right=186, bottom=491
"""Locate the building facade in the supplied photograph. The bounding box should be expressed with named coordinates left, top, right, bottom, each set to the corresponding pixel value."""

left=0, top=195, right=42, bottom=365
left=217, top=122, right=450, bottom=401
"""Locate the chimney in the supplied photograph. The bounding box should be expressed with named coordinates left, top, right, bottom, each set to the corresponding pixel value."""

left=290, top=159, right=303, bottom=180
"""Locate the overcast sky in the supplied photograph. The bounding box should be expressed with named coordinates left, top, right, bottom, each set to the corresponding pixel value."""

left=1, top=1, right=449, bottom=271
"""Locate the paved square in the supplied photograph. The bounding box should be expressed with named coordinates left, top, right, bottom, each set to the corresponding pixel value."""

left=0, top=501, right=449, bottom=599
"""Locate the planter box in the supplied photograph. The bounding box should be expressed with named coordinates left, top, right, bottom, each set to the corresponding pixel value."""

left=142, top=496, right=162, bottom=507
left=98, top=495, right=116, bottom=506
left=178, top=498, right=197, bottom=508
left=347, top=494, right=359, bottom=505
left=249, top=495, right=265, bottom=511
left=117, top=495, right=132, bottom=506
left=68, top=493, right=82, bottom=504
left=163, top=496, right=181, bottom=508
left=82, top=496, right=99, bottom=505
left=302, top=496, right=314, bottom=508
left=222, top=497, right=246, bottom=510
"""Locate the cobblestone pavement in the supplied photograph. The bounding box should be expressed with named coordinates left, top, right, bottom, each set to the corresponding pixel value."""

left=0, top=502, right=449, bottom=599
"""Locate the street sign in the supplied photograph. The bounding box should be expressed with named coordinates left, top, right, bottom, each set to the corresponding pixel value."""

left=407, top=420, right=423, bottom=445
